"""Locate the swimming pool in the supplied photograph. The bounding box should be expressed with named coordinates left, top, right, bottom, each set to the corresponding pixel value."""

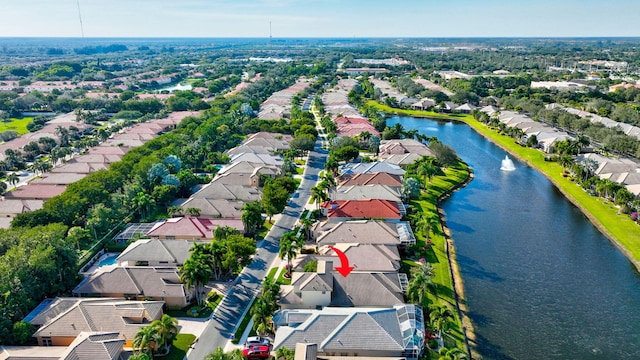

left=97, top=254, right=118, bottom=267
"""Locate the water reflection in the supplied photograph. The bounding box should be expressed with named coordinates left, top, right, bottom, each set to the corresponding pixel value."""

left=388, top=116, right=640, bottom=359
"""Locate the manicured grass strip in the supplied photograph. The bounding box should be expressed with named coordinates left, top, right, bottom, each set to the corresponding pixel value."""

left=458, top=113, right=640, bottom=265
left=376, top=101, right=640, bottom=269
left=366, top=101, right=469, bottom=121
left=0, top=117, right=34, bottom=136
left=165, top=333, right=196, bottom=360
left=408, top=160, right=470, bottom=354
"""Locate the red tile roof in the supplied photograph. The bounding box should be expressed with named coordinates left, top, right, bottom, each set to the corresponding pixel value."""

left=321, top=199, right=401, bottom=220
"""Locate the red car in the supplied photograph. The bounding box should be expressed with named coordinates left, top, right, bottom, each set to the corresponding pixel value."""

left=242, top=345, right=271, bottom=359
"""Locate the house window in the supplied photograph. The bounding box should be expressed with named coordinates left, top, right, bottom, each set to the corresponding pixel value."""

left=42, top=337, right=52, bottom=346
left=159, top=261, right=168, bottom=264
left=166, top=236, right=176, bottom=240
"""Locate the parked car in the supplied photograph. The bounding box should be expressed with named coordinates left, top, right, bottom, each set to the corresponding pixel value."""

left=242, top=345, right=271, bottom=359
left=245, top=336, right=270, bottom=347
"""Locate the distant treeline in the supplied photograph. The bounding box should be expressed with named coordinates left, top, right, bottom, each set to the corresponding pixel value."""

left=74, top=44, right=128, bottom=55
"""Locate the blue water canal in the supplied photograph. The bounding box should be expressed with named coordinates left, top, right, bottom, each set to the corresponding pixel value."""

left=387, top=116, right=640, bottom=359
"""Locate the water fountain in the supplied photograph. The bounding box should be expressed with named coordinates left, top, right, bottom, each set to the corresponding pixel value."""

left=500, top=155, right=516, bottom=171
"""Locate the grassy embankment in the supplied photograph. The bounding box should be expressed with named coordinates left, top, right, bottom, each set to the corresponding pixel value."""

left=0, top=117, right=34, bottom=136
left=368, top=100, right=640, bottom=270
left=405, top=159, right=472, bottom=356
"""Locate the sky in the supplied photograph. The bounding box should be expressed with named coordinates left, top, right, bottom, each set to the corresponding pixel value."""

left=1, top=0, right=639, bottom=38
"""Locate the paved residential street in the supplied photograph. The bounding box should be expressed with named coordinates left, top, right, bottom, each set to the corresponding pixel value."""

left=187, top=141, right=327, bottom=359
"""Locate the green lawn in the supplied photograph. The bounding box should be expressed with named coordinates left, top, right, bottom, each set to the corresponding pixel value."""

left=366, top=101, right=470, bottom=121
left=0, top=117, right=34, bottom=136
left=458, top=114, right=640, bottom=264
left=407, top=160, right=470, bottom=354
left=165, top=333, right=196, bottom=360
left=375, top=101, right=640, bottom=267
left=166, top=302, right=214, bottom=318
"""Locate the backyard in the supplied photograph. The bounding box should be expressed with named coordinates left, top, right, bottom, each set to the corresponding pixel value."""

left=0, top=117, right=34, bottom=136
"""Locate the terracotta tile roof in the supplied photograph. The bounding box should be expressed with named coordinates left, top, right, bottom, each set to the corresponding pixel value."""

left=321, top=199, right=401, bottom=220
left=4, top=184, right=67, bottom=200
left=339, top=172, right=403, bottom=187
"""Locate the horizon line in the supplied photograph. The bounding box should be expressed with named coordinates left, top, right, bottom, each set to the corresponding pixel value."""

left=1, top=36, right=639, bottom=40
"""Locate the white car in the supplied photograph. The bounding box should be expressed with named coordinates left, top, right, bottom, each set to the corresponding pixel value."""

left=245, top=336, right=270, bottom=347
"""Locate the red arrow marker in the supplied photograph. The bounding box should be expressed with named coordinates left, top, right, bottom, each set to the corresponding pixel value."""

left=329, top=246, right=354, bottom=277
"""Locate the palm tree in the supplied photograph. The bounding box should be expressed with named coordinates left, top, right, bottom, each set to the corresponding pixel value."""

left=275, top=347, right=295, bottom=360
left=406, top=262, right=436, bottom=307
left=167, top=205, right=183, bottom=217
left=251, top=296, right=273, bottom=336
left=0, top=181, right=7, bottom=195
left=132, top=325, right=161, bottom=358
left=417, top=156, right=440, bottom=188
left=213, top=226, right=240, bottom=241
left=134, top=192, right=156, bottom=220
left=241, top=201, right=263, bottom=238
left=186, top=207, right=201, bottom=217
left=299, top=216, right=315, bottom=242
left=437, top=347, right=467, bottom=360
left=415, top=214, right=431, bottom=239
left=55, top=125, right=70, bottom=147
left=310, top=185, right=329, bottom=210
left=129, top=354, right=152, bottom=360
left=180, top=255, right=212, bottom=306
left=320, top=172, right=337, bottom=200
left=279, top=230, right=302, bottom=277
left=7, top=172, right=19, bottom=188
left=325, top=156, right=339, bottom=175
left=205, top=348, right=243, bottom=360
left=151, top=314, right=179, bottom=352
left=429, top=304, right=455, bottom=339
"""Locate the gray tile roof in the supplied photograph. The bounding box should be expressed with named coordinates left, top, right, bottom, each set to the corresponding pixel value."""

left=61, top=332, right=124, bottom=360
left=379, top=153, right=423, bottom=166
left=117, top=239, right=208, bottom=266
left=286, top=263, right=404, bottom=308
left=334, top=185, right=402, bottom=202
left=320, top=244, right=400, bottom=272
left=330, top=272, right=404, bottom=307
left=174, top=198, right=244, bottom=218
left=31, top=298, right=164, bottom=341
left=217, top=161, right=282, bottom=177
left=229, top=152, right=283, bottom=166
left=275, top=314, right=349, bottom=351
left=298, top=273, right=333, bottom=292
left=274, top=305, right=424, bottom=356
left=190, top=182, right=261, bottom=202
left=339, top=162, right=405, bottom=176
left=72, top=267, right=187, bottom=300
left=312, top=220, right=403, bottom=246
left=323, top=311, right=403, bottom=351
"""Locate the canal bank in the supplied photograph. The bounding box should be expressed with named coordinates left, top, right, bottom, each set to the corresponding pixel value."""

left=387, top=114, right=640, bottom=359
left=436, top=167, right=479, bottom=359
left=369, top=101, right=640, bottom=273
